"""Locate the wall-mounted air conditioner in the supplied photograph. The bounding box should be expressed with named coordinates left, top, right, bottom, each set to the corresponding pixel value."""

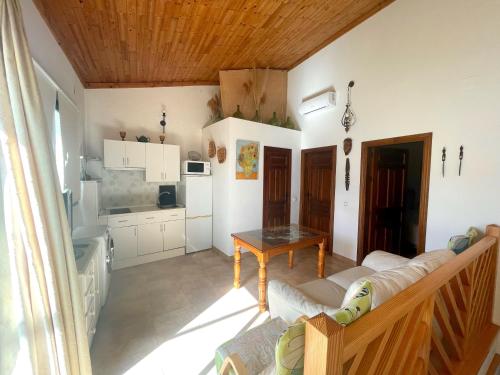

left=298, top=91, right=336, bottom=116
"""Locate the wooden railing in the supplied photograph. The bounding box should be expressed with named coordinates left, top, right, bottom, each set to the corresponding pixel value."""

left=304, top=224, right=500, bottom=375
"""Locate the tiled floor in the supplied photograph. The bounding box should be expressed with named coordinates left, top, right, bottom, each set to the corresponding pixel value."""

left=91, top=248, right=354, bottom=375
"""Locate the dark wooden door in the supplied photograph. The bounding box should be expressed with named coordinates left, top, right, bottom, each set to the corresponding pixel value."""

left=364, top=148, right=408, bottom=254
left=263, top=147, right=292, bottom=228
left=300, top=146, right=336, bottom=252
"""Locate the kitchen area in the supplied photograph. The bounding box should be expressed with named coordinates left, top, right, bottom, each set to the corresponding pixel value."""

left=71, top=137, right=213, bottom=346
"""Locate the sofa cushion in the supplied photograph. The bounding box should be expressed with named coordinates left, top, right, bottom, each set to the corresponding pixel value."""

left=275, top=321, right=305, bottom=375
left=268, top=280, right=340, bottom=324
left=327, top=266, right=376, bottom=290
left=407, top=249, right=455, bottom=273
left=342, top=264, right=427, bottom=309
left=361, top=250, right=409, bottom=272
left=297, top=279, right=346, bottom=308
left=332, top=280, right=373, bottom=326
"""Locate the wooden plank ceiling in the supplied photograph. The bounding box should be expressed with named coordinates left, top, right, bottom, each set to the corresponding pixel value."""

left=32, top=0, right=394, bottom=88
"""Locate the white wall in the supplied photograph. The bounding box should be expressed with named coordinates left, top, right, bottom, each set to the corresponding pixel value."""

left=85, top=87, right=219, bottom=160
left=202, top=118, right=302, bottom=255
left=288, top=0, right=500, bottom=262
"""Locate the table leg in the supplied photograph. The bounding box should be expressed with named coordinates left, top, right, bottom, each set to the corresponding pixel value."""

left=258, top=259, right=267, bottom=312
left=288, top=250, right=294, bottom=269
left=318, top=239, right=326, bottom=278
left=234, top=241, right=241, bottom=289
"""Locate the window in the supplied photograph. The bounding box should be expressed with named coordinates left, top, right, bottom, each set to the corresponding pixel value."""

left=54, top=93, right=64, bottom=191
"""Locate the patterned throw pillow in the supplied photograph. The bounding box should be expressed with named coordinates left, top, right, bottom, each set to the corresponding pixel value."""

left=466, top=227, right=480, bottom=245
left=448, top=235, right=470, bottom=254
left=274, top=281, right=373, bottom=375
left=332, top=280, right=372, bottom=325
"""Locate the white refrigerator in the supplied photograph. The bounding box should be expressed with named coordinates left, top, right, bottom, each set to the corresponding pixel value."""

left=178, top=175, right=213, bottom=253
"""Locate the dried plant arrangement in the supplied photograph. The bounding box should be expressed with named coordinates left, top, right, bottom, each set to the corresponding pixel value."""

left=242, top=67, right=269, bottom=122
left=206, top=93, right=224, bottom=125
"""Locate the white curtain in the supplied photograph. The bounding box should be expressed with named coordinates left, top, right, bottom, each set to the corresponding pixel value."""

left=0, top=0, right=91, bottom=374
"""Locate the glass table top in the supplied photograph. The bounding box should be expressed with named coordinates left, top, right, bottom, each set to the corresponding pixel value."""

left=231, top=224, right=326, bottom=252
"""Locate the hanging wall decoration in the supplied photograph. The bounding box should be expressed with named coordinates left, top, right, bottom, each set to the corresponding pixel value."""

left=343, top=138, right=352, bottom=191
left=208, top=140, right=216, bottom=158
left=441, top=147, right=446, bottom=177
left=217, top=146, right=227, bottom=164
left=341, top=81, right=356, bottom=132
left=458, top=145, right=464, bottom=176
left=236, top=139, right=259, bottom=180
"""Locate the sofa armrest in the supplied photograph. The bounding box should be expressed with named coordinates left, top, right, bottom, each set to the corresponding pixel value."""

left=361, top=250, right=409, bottom=272
left=268, top=280, right=338, bottom=324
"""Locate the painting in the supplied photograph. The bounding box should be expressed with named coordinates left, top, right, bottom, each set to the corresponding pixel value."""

left=236, top=139, right=259, bottom=180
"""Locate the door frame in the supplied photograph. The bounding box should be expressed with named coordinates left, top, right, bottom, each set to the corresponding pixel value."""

left=299, top=146, right=337, bottom=253
left=356, top=132, right=432, bottom=264
left=263, top=146, right=292, bottom=228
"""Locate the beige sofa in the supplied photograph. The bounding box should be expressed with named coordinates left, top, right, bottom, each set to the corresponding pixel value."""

left=268, top=249, right=456, bottom=323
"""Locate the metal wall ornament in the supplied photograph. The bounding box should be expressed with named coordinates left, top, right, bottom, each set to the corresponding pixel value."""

left=441, top=147, right=446, bottom=177
left=459, top=145, right=464, bottom=176
left=160, top=111, right=166, bottom=133
left=341, top=81, right=356, bottom=132
left=343, top=137, right=352, bottom=191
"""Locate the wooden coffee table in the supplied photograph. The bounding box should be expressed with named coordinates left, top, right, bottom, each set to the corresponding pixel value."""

left=231, top=224, right=328, bottom=312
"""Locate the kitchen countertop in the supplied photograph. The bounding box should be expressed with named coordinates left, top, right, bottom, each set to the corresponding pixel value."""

left=99, top=204, right=185, bottom=217
left=73, top=238, right=99, bottom=273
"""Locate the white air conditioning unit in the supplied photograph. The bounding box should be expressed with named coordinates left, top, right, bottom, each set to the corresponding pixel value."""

left=298, top=91, right=336, bottom=116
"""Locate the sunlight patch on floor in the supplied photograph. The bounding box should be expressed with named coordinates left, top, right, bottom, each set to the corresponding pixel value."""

left=124, top=287, right=269, bottom=375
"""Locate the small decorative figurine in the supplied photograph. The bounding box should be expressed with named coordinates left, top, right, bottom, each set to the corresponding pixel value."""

left=119, top=130, right=126, bottom=141
left=459, top=145, right=464, bottom=176
left=136, top=135, right=150, bottom=143
left=341, top=81, right=356, bottom=132
left=442, top=147, right=446, bottom=177
left=159, top=134, right=165, bottom=144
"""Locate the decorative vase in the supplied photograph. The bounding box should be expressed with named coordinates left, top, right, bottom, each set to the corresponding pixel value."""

left=159, top=134, right=165, bottom=144
left=251, top=110, right=260, bottom=123
left=119, top=131, right=126, bottom=141
left=233, top=105, right=244, bottom=119
left=283, top=116, right=295, bottom=129
left=268, top=111, right=281, bottom=127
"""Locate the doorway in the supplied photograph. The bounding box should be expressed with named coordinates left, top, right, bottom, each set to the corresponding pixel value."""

left=357, top=133, right=432, bottom=264
left=300, top=146, right=337, bottom=253
left=263, top=146, right=292, bottom=228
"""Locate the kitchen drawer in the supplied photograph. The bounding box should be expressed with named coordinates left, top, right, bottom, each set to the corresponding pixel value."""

left=137, top=212, right=165, bottom=224
left=108, top=214, right=137, bottom=228
left=164, top=209, right=185, bottom=221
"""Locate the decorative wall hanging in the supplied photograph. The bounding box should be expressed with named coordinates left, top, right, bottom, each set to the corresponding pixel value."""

left=217, top=147, right=227, bottom=164
left=236, top=139, right=259, bottom=180
left=341, top=81, right=356, bottom=132
left=160, top=111, right=166, bottom=133
left=458, top=145, right=464, bottom=176
left=208, top=140, right=216, bottom=158
left=441, top=147, right=446, bottom=177
left=345, top=158, right=351, bottom=191
left=343, top=137, right=352, bottom=191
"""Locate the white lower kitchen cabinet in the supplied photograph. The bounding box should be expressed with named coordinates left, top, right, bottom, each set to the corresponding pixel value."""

left=112, top=226, right=138, bottom=260
left=138, top=222, right=164, bottom=255
left=104, top=208, right=186, bottom=269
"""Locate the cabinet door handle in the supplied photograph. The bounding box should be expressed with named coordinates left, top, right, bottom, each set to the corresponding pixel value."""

left=146, top=217, right=154, bottom=220
left=123, top=157, right=125, bottom=166
left=118, top=220, right=128, bottom=223
left=127, top=157, right=129, bottom=165
left=160, top=223, right=163, bottom=232
left=134, top=228, right=137, bottom=236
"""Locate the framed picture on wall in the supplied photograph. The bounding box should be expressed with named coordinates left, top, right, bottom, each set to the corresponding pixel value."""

left=236, top=139, right=259, bottom=180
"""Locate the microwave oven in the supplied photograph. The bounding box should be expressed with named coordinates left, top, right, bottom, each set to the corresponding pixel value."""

left=183, top=160, right=211, bottom=175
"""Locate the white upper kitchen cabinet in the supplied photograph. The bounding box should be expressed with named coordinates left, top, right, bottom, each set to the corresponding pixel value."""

left=104, top=140, right=145, bottom=169
left=145, top=143, right=180, bottom=182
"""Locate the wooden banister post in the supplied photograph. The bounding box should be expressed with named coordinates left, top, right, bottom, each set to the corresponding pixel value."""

left=486, top=224, right=500, bottom=326
left=304, top=313, right=344, bottom=375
